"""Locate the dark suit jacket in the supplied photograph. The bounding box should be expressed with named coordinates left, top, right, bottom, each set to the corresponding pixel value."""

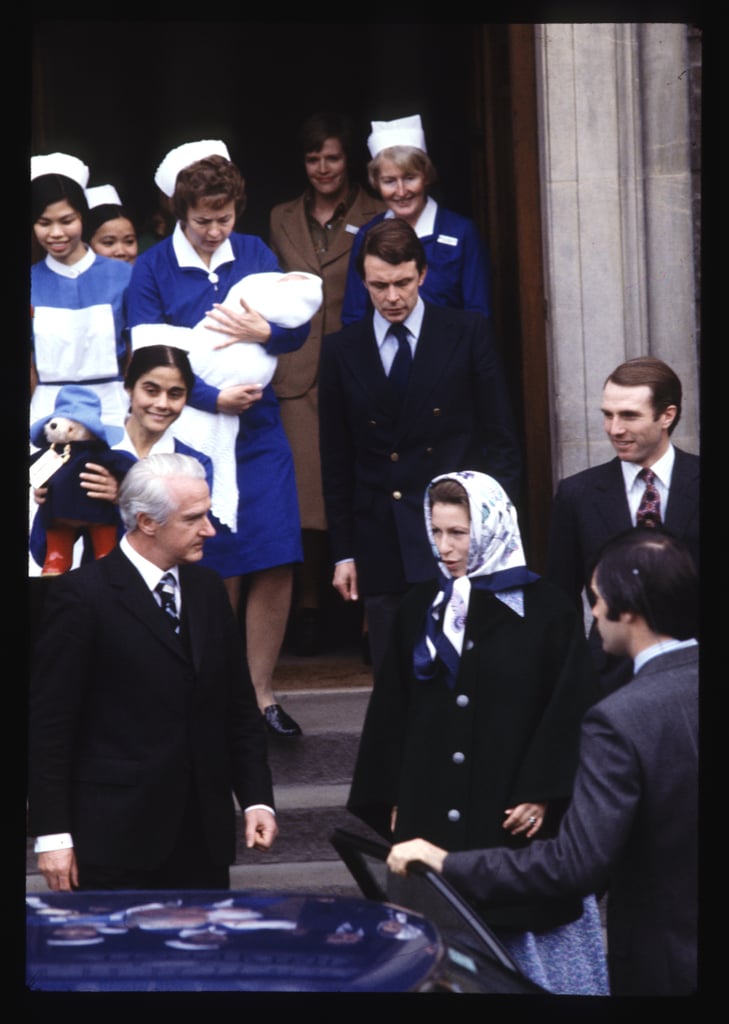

left=546, top=447, right=700, bottom=692
left=348, top=578, right=599, bottom=932
left=318, top=302, right=522, bottom=596
left=27, top=547, right=274, bottom=871
left=442, top=646, right=699, bottom=996
left=547, top=447, right=700, bottom=610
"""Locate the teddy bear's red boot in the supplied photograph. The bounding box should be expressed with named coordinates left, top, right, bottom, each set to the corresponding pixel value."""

left=42, top=527, right=75, bottom=575
left=88, top=524, right=119, bottom=560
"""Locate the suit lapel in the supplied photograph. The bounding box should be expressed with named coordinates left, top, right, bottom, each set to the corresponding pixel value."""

left=104, top=548, right=188, bottom=662
left=589, top=460, right=632, bottom=536
left=338, top=319, right=391, bottom=404
left=275, top=200, right=321, bottom=272
left=591, top=449, right=698, bottom=538
left=321, top=216, right=360, bottom=268
left=337, top=306, right=466, bottom=426
left=664, top=448, right=699, bottom=534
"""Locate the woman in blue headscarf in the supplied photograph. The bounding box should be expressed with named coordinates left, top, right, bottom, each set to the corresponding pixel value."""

left=348, top=471, right=609, bottom=994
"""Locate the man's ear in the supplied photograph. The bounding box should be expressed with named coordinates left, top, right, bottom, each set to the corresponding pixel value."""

left=136, top=512, right=158, bottom=537
left=660, top=404, right=678, bottom=431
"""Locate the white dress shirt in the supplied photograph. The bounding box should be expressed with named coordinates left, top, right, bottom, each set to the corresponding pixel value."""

left=373, top=296, right=425, bottom=375
left=120, top=534, right=181, bottom=616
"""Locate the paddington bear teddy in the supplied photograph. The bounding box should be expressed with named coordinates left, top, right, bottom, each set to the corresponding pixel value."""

left=29, top=385, right=135, bottom=575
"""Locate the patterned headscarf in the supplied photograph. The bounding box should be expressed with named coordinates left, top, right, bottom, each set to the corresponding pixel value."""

left=414, top=471, right=539, bottom=687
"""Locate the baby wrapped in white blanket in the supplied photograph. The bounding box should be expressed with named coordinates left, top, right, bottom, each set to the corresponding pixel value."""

left=172, top=270, right=322, bottom=529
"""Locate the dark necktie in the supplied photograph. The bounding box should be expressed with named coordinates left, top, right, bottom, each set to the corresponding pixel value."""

left=155, top=572, right=180, bottom=633
left=636, top=468, right=662, bottom=528
left=387, top=322, right=412, bottom=402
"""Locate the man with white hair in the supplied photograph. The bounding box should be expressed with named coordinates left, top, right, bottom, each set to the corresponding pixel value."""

left=28, top=453, right=277, bottom=891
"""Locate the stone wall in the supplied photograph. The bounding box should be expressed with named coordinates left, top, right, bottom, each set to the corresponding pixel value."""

left=534, top=23, right=700, bottom=482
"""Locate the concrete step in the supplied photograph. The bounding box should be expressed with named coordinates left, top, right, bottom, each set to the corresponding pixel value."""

left=25, top=858, right=363, bottom=896
left=263, top=687, right=371, bottom=787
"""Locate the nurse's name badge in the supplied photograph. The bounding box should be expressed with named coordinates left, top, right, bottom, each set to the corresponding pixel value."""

left=30, top=444, right=71, bottom=490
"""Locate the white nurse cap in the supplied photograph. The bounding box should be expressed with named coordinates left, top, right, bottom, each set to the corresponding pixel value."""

left=367, top=114, right=426, bottom=159
left=30, top=152, right=90, bottom=187
left=154, top=139, right=231, bottom=197
left=85, top=184, right=123, bottom=209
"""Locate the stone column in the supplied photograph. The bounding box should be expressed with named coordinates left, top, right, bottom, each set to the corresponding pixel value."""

left=534, top=23, right=700, bottom=481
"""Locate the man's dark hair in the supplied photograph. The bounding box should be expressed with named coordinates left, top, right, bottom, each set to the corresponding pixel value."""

left=593, top=528, right=698, bottom=639
left=356, top=218, right=427, bottom=278
left=605, top=357, right=683, bottom=434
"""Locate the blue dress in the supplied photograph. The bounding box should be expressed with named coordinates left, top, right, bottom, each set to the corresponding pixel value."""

left=340, top=204, right=492, bottom=325
left=30, top=250, right=131, bottom=429
left=127, top=230, right=307, bottom=577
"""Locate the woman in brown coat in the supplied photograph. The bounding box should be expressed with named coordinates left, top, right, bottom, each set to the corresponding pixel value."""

left=269, top=113, right=385, bottom=654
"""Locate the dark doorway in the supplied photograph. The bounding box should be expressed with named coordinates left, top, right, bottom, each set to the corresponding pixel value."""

left=33, top=22, right=483, bottom=245
left=32, top=20, right=551, bottom=566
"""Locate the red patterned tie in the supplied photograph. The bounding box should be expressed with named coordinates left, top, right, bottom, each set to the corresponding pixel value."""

left=636, top=468, right=662, bottom=528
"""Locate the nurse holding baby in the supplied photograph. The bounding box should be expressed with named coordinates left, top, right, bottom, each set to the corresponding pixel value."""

left=127, top=140, right=317, bottom=737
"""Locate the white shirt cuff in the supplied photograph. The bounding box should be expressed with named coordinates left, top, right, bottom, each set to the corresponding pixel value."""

left=34, top=833, right=74, bottom=853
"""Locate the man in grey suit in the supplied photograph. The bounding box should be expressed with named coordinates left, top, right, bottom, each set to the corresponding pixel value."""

left=546, top=356, right=699, bottom=694
left=388, top=529, right=698, bottom=996
left=28, top=454, right=278, bottom=892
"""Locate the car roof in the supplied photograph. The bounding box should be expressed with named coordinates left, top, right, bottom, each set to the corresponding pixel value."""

left=26, top=888, right=445, bottom=992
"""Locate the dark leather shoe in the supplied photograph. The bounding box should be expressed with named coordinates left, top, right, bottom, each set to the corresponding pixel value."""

left=263, top=703, right=302, bottom=737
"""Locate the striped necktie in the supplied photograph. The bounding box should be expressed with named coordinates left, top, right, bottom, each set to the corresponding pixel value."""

left=155, top=572, right=180, bottom=633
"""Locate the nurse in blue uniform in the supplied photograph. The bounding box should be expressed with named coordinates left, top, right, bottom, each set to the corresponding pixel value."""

left=30, top=152, right=133, bottom=578
left=340, top=114, right=492, bottom=325
left=85, top=183, right=139, bottom=266
left=30, top=152, right=132, bottom=432
left=126, top=140, right=308, bottom=737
